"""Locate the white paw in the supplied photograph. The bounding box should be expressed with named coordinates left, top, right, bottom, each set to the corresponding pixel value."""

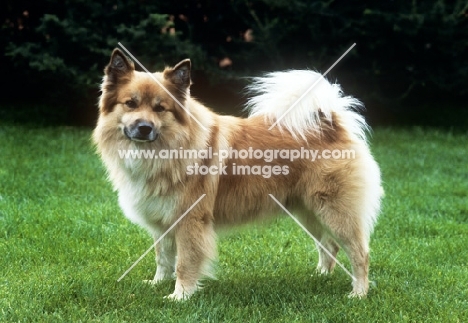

left=163, top=281, right=198, bottom=301
left=316, top=265, right=332, bottom=275
left=142, top=279, right=166, bottom=285
left=348, top=280, right=369, bottom=298
left=164, top=291, right=189, bottom=301
left=348, top=289, right=367, bottom=299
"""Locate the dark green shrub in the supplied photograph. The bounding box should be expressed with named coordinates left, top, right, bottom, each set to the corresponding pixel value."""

left=2, top=0, right=467, bottom=126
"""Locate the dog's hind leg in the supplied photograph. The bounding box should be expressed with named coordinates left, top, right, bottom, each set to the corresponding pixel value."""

left=315, top=201, right=372, bottom=298
left=297, top=213, right=340, bottom=275
left=316, top=235, right=340, bottom=275
left=303, top=159, right=381, bottom=297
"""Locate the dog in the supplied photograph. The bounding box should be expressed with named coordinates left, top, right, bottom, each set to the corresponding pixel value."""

left=93, top=48, right=383, bottom=300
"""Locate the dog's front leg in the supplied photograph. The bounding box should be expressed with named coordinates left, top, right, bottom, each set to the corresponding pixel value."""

left=166, top=212, right=216, bottom=300
left=143, top=232, right=176, bottom=285
left=154, top=233, right=176, bottom=282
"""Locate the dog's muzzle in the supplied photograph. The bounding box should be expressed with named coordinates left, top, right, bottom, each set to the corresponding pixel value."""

left=124, top=120, right=159, bottom=142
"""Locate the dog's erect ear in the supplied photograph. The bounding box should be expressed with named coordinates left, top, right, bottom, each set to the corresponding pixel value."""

left=105, top=49, right=134, bottom=79
left=164, top=59, right=191, bottom=89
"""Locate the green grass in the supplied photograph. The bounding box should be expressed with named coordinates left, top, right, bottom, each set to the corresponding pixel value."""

left=1, top=124, right=467, bottom=322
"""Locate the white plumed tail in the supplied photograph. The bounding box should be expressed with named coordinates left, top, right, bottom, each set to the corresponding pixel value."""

left=246, top=70, right=368, bottom=141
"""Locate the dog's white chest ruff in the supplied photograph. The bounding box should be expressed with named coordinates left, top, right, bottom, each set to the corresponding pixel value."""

left=118, top=183, right=177, bottom=232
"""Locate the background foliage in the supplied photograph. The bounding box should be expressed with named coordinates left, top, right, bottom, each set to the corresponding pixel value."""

left=1, top=0, right=467, bottom=126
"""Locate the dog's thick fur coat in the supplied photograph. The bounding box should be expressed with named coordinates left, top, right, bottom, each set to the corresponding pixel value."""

left=93, top=49, right=383, bottom=300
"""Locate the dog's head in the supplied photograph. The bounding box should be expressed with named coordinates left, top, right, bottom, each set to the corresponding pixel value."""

left=98, top=49, right=192, bottom=144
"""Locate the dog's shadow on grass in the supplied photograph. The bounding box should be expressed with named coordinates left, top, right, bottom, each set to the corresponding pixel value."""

left=197, top=271, right=351, bottom=305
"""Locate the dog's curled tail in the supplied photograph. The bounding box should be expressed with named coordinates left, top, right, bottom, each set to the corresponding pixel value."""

left=245, top=70, right=368, bottom=141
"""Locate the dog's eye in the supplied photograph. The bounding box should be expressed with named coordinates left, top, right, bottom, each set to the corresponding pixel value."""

left=154, top=104, right=165, bottom=112
left=125, top=100, right=137, bottom=109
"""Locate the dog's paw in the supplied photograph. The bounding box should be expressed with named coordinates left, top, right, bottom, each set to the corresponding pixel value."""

left=144, top=270, right=175, bottom=285
left=348, top=291, right=367, bottom=299
left=348, top=289, right=367, bottom=299
left=348, top=280, right=369, bottom=298
left=164, top=291, right=189, bottom=301
left=143, top=279, right=164, bottom=285
left=316, top=265, right=333, bottom=276
left=163, top=282, right=198, bottom=301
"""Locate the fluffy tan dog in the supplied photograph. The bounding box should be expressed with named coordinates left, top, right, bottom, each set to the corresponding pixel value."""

left=93, top=49, right=383, bottom=300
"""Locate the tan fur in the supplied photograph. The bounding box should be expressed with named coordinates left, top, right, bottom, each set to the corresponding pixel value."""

left=93, top=49, right=382, bottom=300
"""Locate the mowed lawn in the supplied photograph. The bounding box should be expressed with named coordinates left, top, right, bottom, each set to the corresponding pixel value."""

left=0, top=124, right=467, bottom=322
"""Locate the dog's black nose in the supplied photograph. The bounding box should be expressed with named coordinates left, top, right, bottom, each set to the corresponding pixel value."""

left=137, top=124, right=153, bottom=136
left=124, top=120, right=159, bottom=142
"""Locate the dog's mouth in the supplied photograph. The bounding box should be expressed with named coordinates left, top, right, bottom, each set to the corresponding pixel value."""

left=123, top=121, right=160, bottom=142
